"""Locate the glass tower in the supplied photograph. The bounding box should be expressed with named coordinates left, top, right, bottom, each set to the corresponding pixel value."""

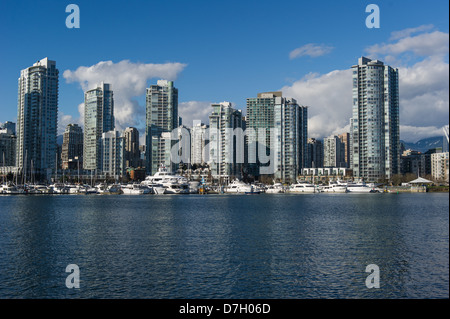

left=16, top=58, right=59, bottom=180
left=145, top=80, right=178, bottom=174
left=83, top=82, right=114, bottom=171
left=123, top=127, right=140, bottom=168
left=350, top=57, right=400, bottom=181
left=208, top=102, right=243, bottom=180
left=100, top=129, right=124, bottom=179
left=61, top=123, right=83, bottom=170
left=246, top=92, right=308, bottom=183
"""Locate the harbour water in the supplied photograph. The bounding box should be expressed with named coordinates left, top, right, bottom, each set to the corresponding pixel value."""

left=0, top=193, right=448, bottom=299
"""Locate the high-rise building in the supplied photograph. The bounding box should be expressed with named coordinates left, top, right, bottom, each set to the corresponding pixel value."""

left=324, top=135, right=346, bottom=168
left=123, top=127, right=140, bottom=168
left=338, top=132, right=350, bottom=168
left=100, top=129, right=124, bottom=178
left=431, top=152, right=449, bottom=182
left=400, top=149, right=433, bottom=177
left=307, top=138, right=323, bottom=168
left=83, top=82, right=114, bottom=171
left=274, top=97, right=308, bottom=183
left=145, top=80, right=178, bottom=174
left=61, top=124, right=83, bottom=170
left=209, top=102, right=243, bottom=180
left=0, top=125, right=16, bottom=167
left=431, top=152, right=449, bottom=183
left=246, top=92, right=278, bottom=178
left=2, top=121, right=16, bottom=135
left=151, top=132, right=175, bottom=173
left=246, top=91, right=308, bottom=182
left=191, top=121, right=209, bottom=165
left=16, top=58, right=59, bottom=179
left=350, top=57, right=400, bottom=181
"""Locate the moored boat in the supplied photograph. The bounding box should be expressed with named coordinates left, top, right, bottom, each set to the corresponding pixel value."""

left=224, top=179, right=252, bottom=194
left=289, top=181, right=317, bottom=193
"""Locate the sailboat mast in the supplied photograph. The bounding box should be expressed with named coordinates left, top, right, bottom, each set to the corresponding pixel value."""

left=55, top=152, right=58, bottom=182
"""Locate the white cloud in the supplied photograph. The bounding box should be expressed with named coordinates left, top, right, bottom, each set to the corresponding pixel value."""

left=280, top=69, right=353, bottom=139
left=280, top=27, right=449, bottom=143
left=58, top=112, right=77, bottom=135
left=399, top=56, right=449, bottom=100
left=364, top=28, right=449, bottom=142
left=63, top=60, right=187, bottom=132
left=366, top=30, right=449, bottom=57
left=178, top=101, right=213, bottom=128
left=389, top=24, right=434, bottom=40
left=400, top=125, right=446, bottom=142
left=77, top=103, right=85, bottom=127
left=289, top=43, right=334, bottom=59
left=398, top=57, right=449, bottom=135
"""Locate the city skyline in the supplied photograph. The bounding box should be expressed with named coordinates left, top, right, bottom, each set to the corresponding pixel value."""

left=0, top=0, right=448, bottom=143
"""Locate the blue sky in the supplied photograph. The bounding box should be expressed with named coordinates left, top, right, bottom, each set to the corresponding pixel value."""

left=0, top=0, right=448, bottom=142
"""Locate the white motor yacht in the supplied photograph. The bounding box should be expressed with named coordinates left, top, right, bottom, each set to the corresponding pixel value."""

left=142, top=166, right=190, bottom=194
left=141, top=182, right=165, bottom=194
left=346, top=181, right=377, bottom=193
left=122, top=184, right=150, bottom=195
left=0, top=183, right=22, bottom=194
left=224, top=179, right=252, bottom=193
left=49, top=183, right=69, bottom=194
left=289, top=181, right=317, bottom=193
left=66, top=184, right=83, bottom=194
left=320, top=181, right=348, bottom=193
left=94, top=183, right=121, bottom=195
left=152, top=185, right=166, bottom=194
left=35, top=184, right=52, bottom=194
left=164, top=182, right=190, bottom=194
left=265, top=183, right=285, bottom=194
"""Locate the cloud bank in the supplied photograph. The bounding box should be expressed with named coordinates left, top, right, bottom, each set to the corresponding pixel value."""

left=281, top=70, right=352, bottom=139
left=282, top=26, right=449, bottom=142
left=62, top=60, right=187, bottom=133
left=179, top=101, right=214, bottom=127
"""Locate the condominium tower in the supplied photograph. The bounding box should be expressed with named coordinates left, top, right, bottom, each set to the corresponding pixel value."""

left=350, top=57, right=400, bottom=181
left=0, top=124, right=16, bottom=167
left=307, top=138, right=323, bottom=168
left=100, top=129, right=124, bottom=178
left=145, top=80, right=178, bottom=174
left=16, top=58, right=59, bottom=179
left=338, top=132, right=350, bottom=168
left=123, top=127, right=140, bottom=168
left=191, top=121, right=209, bottom=165
left=208, top=102, right=243, bottom=180
left=61, top=123, right=83, bottom=170
left=246, top=92, right=308, bottom=183
left=83, top=82, right=115, bottom=171
left=323, top=135, right=345, bottom=168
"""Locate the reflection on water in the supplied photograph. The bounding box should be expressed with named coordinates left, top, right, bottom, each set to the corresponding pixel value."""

left=0, top=193, right=448, bottom=298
